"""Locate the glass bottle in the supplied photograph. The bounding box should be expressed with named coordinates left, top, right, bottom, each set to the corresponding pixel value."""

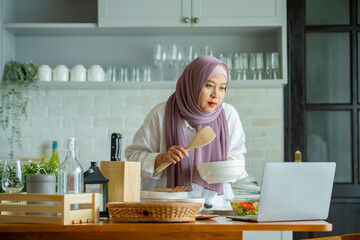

left=58, top=138, right=83, bottom=195
left=49, top=141, right=60, bottom=168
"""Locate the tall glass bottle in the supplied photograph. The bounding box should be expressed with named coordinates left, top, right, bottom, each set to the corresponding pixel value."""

left=49, top=141, right=60, bottom=168
left=58, top=138, right=83, bottom=195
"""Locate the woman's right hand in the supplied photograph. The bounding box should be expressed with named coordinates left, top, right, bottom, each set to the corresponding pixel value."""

left=155, top=145, right=188, bottom=169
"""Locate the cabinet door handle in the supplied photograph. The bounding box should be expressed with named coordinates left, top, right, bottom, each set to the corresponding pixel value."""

left=192, top=17, right=199, bottom=23
left=183, top=17, right=190, bottom=23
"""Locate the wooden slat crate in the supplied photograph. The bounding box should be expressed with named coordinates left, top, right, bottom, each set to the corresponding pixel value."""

left=0, top=193, right=99, bottom=225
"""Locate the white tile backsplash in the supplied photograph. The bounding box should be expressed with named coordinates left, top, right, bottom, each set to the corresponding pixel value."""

left=0, top=86, right=284, bottom=183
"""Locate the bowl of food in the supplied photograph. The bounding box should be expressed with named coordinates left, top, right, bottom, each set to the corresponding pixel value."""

left=197, top=160, right=244, bottom=184
left=230, top=199, right=259, bottom=216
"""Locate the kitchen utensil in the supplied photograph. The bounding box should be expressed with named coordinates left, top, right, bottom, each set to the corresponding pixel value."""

left=100, top=161, right=141, bottom=202
left=111, top=133, right=122, bottom=161
left=140, top=190, right=188, bottom=201
left=100, top=132, right=140, bottom=202
left=197, top=160, right=245, bottom=184
left=53, top=65, right=69, bottom=81
left=155, top=186, right=189, bottom=192
left=37, top=65, right=52, bottom=81
left=87, top=65, right=105, bottom=81
left=70, top=65, right=86, bottom=82
left=154, top=126, right=216, bottom=175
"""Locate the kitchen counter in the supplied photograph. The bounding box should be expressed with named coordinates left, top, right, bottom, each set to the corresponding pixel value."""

left=0, top=216, right=332, bottom=240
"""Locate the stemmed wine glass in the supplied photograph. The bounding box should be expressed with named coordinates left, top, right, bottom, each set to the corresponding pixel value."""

left=154, top=44, right=166, bottom=80
left=1, top=159, right=24, bottom=193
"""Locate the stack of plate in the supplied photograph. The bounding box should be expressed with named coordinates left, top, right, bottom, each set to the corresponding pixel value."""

left=140, top=191, right=188, bottom=202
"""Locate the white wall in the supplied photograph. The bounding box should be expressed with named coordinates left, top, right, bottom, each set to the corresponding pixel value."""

left=0, top=85, right=283, bottom=183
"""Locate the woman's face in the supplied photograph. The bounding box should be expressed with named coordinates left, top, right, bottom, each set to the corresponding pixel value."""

left=199, top=74, right=228, bottom=113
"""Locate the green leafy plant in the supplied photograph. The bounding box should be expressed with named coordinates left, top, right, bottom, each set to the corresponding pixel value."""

left=22, top=161, right=59, bottom=192
left=2, top=164, right=23, bottom=189
left=0, top=61, right=38, bottom=160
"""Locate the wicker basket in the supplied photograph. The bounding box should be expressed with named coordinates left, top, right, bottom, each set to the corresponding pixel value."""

left=107, top=201, right=202, bottom=222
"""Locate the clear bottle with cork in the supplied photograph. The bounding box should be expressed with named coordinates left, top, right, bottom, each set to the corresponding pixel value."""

left=58, top=138, right=84, bottom=196
left=49, top=140, right=60, bottom=168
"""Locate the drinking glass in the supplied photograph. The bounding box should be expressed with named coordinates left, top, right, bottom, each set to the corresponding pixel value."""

left=220, top=53, right=232, bottom=80
left=233, top=53, right=242, bottom=80
left=249, top=53, right=256, bottom=80
left=184, top=45, right=195, bottom=65
left=266, top=52, right=281, bottom=79
left=1, top=159, right=24, bottom=193
left=256, top=53, right=265, bottom=80
left=153, top=44, right=166, bottom=80
left=200, top=45, right=213, bottom=57
left=240, top=53, right=249, bottom=80
left=142, top=66, right=152, bottom=82
left=174, top=45, right=185, bottom=78
left=165, top=44, right=178, bottom=80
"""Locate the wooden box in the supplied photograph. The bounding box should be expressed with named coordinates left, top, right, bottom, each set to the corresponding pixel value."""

left=0, top=193, right=99, bottom=225
left=100, top=161, right=141, bottom=202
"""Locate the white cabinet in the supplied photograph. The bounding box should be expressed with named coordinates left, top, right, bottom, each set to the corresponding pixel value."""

left=193, top=0, right=284, bottom=27
left=98, top=0, right=192, bottom=27
left=0, top=0, right=287, bottom=88
left=99, top=0, right=284, bottom=27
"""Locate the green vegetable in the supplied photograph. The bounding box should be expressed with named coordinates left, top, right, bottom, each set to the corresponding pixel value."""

left=231, top=201, right=259, bottom=216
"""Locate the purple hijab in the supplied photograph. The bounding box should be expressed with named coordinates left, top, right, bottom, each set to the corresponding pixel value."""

left=165, top=56, right=230, bottom=195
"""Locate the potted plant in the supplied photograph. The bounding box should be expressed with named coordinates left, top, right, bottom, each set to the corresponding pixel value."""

left=0, top=61, right=38, bottom=161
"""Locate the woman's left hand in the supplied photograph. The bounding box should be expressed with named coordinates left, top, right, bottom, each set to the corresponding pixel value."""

left=225, top=157, right=236, bottom=184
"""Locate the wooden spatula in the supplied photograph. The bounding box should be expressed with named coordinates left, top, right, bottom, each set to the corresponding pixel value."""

left=154, top=126, right=216, bottom=175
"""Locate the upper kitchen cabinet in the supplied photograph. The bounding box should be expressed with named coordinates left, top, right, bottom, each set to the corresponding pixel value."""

left=98, top=0, right=192, bottom=27
left=98, top=0, right=284, bottom=27
left=1, top=0, right=287, bottom=87
left=2, top=0, right=98, bottom=35
left=192, top=0, right=284, bottom=27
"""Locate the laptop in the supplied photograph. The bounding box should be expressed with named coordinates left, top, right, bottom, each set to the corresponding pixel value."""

left=227, top=162, right=336, bottom=222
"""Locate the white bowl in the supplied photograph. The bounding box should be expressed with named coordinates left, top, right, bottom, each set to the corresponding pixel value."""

left=140, top=191, right=188, bottom=201
left=197, top=161, right=244, bottom=184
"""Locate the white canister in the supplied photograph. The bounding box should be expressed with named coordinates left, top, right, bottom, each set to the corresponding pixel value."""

left=37, top=65, right=52, bottom=81
left=88, top=65, right=105, bottom=82
left=53, top=65, right=69, bottom=82
left=70, top=65, right=86, bottom=82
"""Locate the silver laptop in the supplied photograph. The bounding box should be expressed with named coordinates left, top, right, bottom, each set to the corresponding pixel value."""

left=227, top=162, right=336, bottom=222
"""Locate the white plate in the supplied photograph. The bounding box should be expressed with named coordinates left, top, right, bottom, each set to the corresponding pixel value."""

left=140, top=191, right=188, bottom=199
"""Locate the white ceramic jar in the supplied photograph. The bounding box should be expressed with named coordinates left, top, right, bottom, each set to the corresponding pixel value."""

left=70, top=65, right=86, bottom=82
left=37, top=65, right=52, bottom=81
left=53, top=65, right=69, bottom=81
left=87, top=65, right=105, bottom=82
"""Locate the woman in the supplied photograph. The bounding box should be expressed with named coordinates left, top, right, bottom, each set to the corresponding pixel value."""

left=125, top=56, right=247, bottom=209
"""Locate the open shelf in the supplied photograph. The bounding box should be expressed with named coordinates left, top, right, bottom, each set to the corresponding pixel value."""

left=35, top=79, right=287, bottom=90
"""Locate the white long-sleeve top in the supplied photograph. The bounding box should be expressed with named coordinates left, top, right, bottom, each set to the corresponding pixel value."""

left=125, top=102, right=247, bottom=209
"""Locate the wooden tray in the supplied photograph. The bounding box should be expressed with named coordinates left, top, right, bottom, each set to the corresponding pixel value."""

left=0, top=193, right=99, bottom=225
